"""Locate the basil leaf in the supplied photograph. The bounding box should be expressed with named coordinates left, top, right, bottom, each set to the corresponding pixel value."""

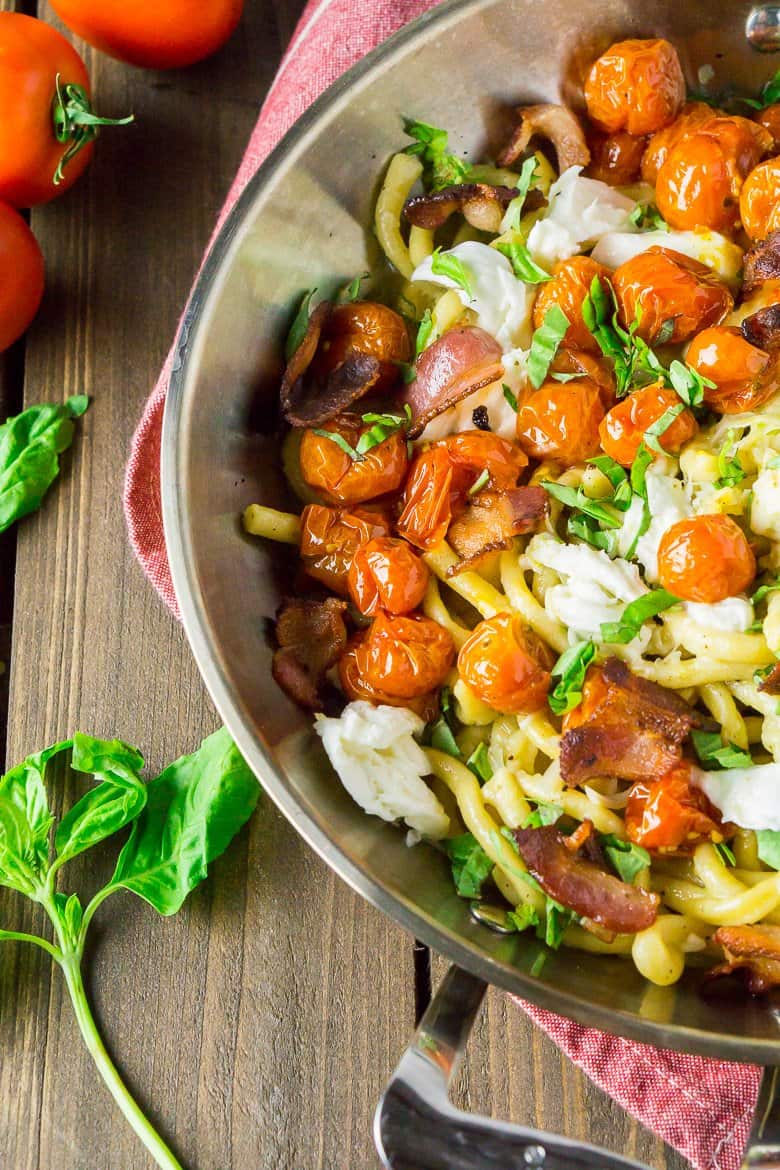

left=502, top=383, right=519, bottom=412
left=760, top=70, right=780, bottom=108
left=467, top=468, right=490, bottom=496
left=714, top=841, right=737, bottom=867
left=523, top=800, right=563, bottom=829
left=549, top=641, right=595, bottom=716
left=643, top=403, right=685, bottom=455
left=54, top=734, right=147, bottom=866
left=494, top=241, right=551, bottom=284
left=629, top=203, right=669, bottom=232
left=0, top=740, right=70, bottom=893
left=466, top=742, right=493, bottom=783
left=430, top=248, right=473, bottom=297
left=444, top=832, right=493, bottom=898
left=542, top=481, right=622, bottom=528
left=285, top=288, right=316, bottom=359
left=415, top=308, right=434, bottom=356
left=402, top=118, right=471, bottom=190
left=502, top=155, right=539, bottom=231
left=507, top=904, right=541, bottom=932
left=599, top=589, right=680, bottom=644
left=0, top=398, right=90, bottom=535
left=588, top=454, right=628, bottom=490
left=108, top=727, right=260, bottom=916
left=430, top=718, right=461, bottom=757
left=757, top=829, right=780, bottom=870
left=568, top=513, right=619, bottom=555
left=527, top=305, right=570, bottom=388
left=691, top=730, right=753, bottom=770
left=542, top=901, right=576, bottom=948
left=600, top=835, right=650, bottom=883
left=55, top=891, right=84, bottom=945
left=667, top=360, right=713, bottom=407
left=311, top=427, right=363, bottom=462
left=356, top=405, right=411, bottom=454
left=340, top=273, right=368, bottom=303
left=716, top=428, right=746, bottom=489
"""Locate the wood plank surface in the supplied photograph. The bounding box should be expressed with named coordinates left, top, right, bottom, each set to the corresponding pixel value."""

left=0, top=3, right=688, bottom=1169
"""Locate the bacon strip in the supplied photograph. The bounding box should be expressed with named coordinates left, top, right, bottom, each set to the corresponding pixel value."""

left=741, top=305, right=780, bottom=350
left=446, top=486, right=548, bottom=575
left=404, top=183, right=533, bottom=233
left=560, top=658, right=699, bottom=786
left=706, top=925, right=780, bottom=995
left=513, top=825, right=659, bottom=935
left=497, top=104, right=590, bottom=172
left=402, top=327, right=504, bottom=437
left=272, top=597, right=348, bottom=710
left=743, top=231, right=780, bottom=295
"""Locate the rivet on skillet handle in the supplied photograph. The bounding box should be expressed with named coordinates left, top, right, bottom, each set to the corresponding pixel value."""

left=374, top=964, right=654, bottom=1170
left=747, top=6, right=780, bottom=50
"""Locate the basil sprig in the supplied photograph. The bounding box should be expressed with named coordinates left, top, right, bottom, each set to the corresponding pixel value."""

left=599, top=589, right=680, bottom=645
left=548, top=641, right=595, bottom=716
left=0, top=397, right=90, bottom=535
left=403, top=117, right=471, bottom=190
left=527, top=305, right=570, bottom=388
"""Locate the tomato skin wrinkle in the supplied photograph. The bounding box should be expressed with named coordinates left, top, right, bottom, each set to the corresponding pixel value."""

left=584, top=38, right=685, bottom=136
left=347, top=537, right=429, bottom=616
left=300, top=414, right=408, bottom=505
left=599, top=382, right=697, bottom=467
left=457, top=613, right=554, bottom=714
left=612, top=247, right=732, bottom=345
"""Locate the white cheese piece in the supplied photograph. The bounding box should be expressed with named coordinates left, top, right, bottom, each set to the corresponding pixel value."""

left=526, top=166, right=637, bottom=268
left=751, top=466, right=780, bottom=541
left=694, top=760, right=780, bottom=831
left=315, top=701, right=448, bottom=839
left=684, top=598, right=754, bottom=632
left=591, top=228, right=743, bottom=283
left=617, top=464, right=691, bottom=582
left=524, top=533, right=647, bottom=640
left=417, top=348, right=527, bottom=443
left=411, top=241, right=534, bottom=349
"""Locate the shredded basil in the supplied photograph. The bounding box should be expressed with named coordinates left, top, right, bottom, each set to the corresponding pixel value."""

left=444, top=833, right=493, bottom=898
left=757, top=829, right=780, bottom=870
left=415, top=308, right=434, bottom=356
left=629, top=203, right=669, bottom=233
left=356, top=405, right=412, bottom=454
left=643, top=403, right=686, bottom=455
left=403, top=118, right=471, bottom=190
left=548, top=641, right=595, bottom=716
left=567, top=513, right=619, bottom=555
left=467, top=468, right=490, bottom=496
left=494, top=240, right=551, bottom=284
left=311, top=428, right=363, bottom=461
left=285, top=288, right=316, bottom=359
left=542, top=481, right=622, bottom=528
left=466, top=742, right=493, bottom=783
left=431, top=247, right=473, bottom=297
left=714, top=841, right=737, bottom=867
left=715, top=429, right=746, bottom=489
left=599, top=589, right=680, bottom=645
left=600, top=835, right=650, bottom=883
left=691, top=730, right=754, bottom=770
left=340, top=273, right=369, bottom=302
left=527, top=305, right=570, bottom=389
left=752, top=576, right=780, bottom=605
left=522, top=801, right=563, bottom=829
left=502, top=383, right=519, bottom=412
left=502, top=155, right=539, bottom=231
left=668, top=359, right=715, bottom=408
left=507, top=904, right=541, bottom=933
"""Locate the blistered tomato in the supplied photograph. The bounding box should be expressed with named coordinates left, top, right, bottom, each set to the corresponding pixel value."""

left=340, top=612, right=455, bottom=701
left=655, top=116, right=770, bottom=233
left=740, top=157, right=780, bottom=241
left=516, top=379, right=605, bottom=466
left=626, top=762, right=727, bottom=853
left=584, top=38, right=685, bottom=136
left=440, top=430, right=528, bottom=491
left=312, top=301, right=410, bottom=392
left=551, top=348, right=616, bottom=408
left=612, top=246, right=732, bottom=344
left=347, top=536, right=429, bottom=616
left=299, top=412, right=408, bottom=505
left=755, top=103, right=780, bottom=152
left=599, top=382, right=697, bottom=467
left=299, top=504, right=390, bottom=594
left=640, top=101, right=716, bottom=185
left=457, top=612, right=554, bottom=714
left=396, top=446, right=455, bottom=550
left=657, top=514, right=755, bottom=603
left=587, top=129, right=647, bottom=185
left=532, top=256, right=612, bottom=355
left=685, top=325, right=779, bottom=414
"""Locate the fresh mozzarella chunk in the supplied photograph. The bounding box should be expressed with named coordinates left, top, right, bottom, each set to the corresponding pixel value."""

left=684, top=598, right=754, bottom=632
left=524, top=533, right=647, bottom=640
left=418, top=348, right=527, bottom=442
left=751, top=467, right=780, bottom=541
left=411, top=241, right=534, bottom=349
left=694, top=760, right=780, bottom=831
left=526, top=167, right=637, bottom=268
left=617, top=464, right=691, bottom=582
left=315, top=701, right=449, bottom=839
left=591, top=228, right=743, bottom=283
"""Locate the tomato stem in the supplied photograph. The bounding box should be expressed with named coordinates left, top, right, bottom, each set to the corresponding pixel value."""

left=51, top=73, right=134, bottom=186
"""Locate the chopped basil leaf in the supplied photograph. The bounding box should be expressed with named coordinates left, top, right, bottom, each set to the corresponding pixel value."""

left=311, top=428, right=363, bottom=461
left=629, top=203, right=669, bottom=232
left=415, top=308, right=434, bottom=356
left=444, top=833, right=493, bottom=898
left=643, top=403, right=685, bottom=455
left=549, top=372, right=583, bottom=383
left=655, top=317, right=676, bottom=345
left=582, top=278, right=667, bottom=397
left=588, top=454, right=628, bottom=490
left=507, top=904, right=541, bottom=933
left=522, top=800, right=563, bottom=829
left=568, top=513, right=619, bottom=555
left=716, top=429, right=746, bottom=489
left=543, top=901, right=576, bottom=949
left=530, top=951, right=547, bottom=976
left=396, top=360, right=418, bottom=384
left=542, top=481, right=622, bottom=528
left=714, top=841, right=737, bottom=867
left=599, top=589, right=680, bottom=645
left=757, top=829, right=780, bottom=870
left=548, top=641, right=595, bottom=716
left=502, top=383, right=519, bottom=412
left=691, top=730, right=754, bottom=770
left=430, top=719, right=460, bottom=756
left=356, top=405, right=412, bottom=454
left=760, top=70, right=780, bottom=108
left=527, top=305, right=570, bottom=389
left=668, top=360, right=714, bottom=408
left=340, top=273, right=369, bottom=302
left=431, top=247, right=473, bottom=297
left=495, top=240, right=551, bottom=284
left=751, top=576, right=780, bottom=606
left=502, top=155, right=539, bottom=231
left=466, top=742, right=493, bottom=783
left=600, top=835, right=650, bottom=883
left=285, top=288, right=316, bottom=360
left=403, top=118, right=471, bottom=190
left=467, top=468, right=490, bottom=496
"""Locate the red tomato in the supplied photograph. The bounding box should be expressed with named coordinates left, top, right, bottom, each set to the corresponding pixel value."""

left=641, top=102, right=716, bottom=185
left=586, top=129, right=647, bottom=185
left=584, top=38, right=685, bottom=136
left=532, top=256, right=612, bottom=356
left=612, top=247, right=732, bottom=345
left=657, top=514, right=755, bottom=603
left=626, top=762, right=728, bottom=853
left=313, top=301, right=411, bottom=393
left=440, top=430, right=528, bottom=493
left=599, top=383, right=697, bottom=467
left=516, top=379, right=605, bottom=467
left=396, top=446, right=454, bottom=550
left=0, top=203, right=44, bottom=352
left=299, top=504, right=390, bottom=594
left=347, top=537, right=429, bottom=616
left=299, top=413, right=408, bottom=505
left=686, top=325, right=779, bottom=414
left=755, top=103, right=780, bottom=152
left=49, top=0, right=244, bottom=70
left=457, top=612, right=554, bottom=714
left=740, top=157, right=780, bottom=241
left=551, top=348, right=616, bottom=408
left=340, top=612, right=455, bottom=701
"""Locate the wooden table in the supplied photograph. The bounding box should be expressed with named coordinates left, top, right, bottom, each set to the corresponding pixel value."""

left=0, top=4, right=687, bottom=1168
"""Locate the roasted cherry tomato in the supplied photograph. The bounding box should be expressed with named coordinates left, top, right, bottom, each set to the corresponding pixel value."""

left=49, top=0, right=243, bottom=69
left=299, top=503, right=390, bottom=594
left=740, top=157, right=780, bottom=241
left=0, top=13, right=132, bottom=207
left=755, top=103, right=780, bottom=152
left=440, top=430, right=528, bottom=492
left=586, top=129, right=647, bottom=185
left=457, top=612, right=554, bottom=714
left=516, top=379, right=605, bottom=467
left=640, top=101, right=716, bottom=185
left=612, top=246, right=732, bottom=344
left=626, top=762, right=728, bottom=853
left=341, top=612, right=455, bottom=701
left=685, top=325, right=780, bottom=414
left=347, top=536, right=429, bottom=616
left=312, top=301, right=411, bottom=393
left=299, top=413, right=408, bottom=505
left=551, top=348, right=616, bottom=408
left=532, top=256, right=612, bottom=356
left=396, top=446, right=454, bottom=550
left=655, top=115, right=771, bottom=233
left=599, top=382, right=698, bottom=467
left=657, top=513, right=755, bottom=603
left=0, top=203, right=44, bottom=352
left=584, top=38, right=685, bottom=136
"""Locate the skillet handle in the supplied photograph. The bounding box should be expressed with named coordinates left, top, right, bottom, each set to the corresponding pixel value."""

left=374, top=964, right=653, bottom=1170
left=742, top=1069, right=780, bottom=1169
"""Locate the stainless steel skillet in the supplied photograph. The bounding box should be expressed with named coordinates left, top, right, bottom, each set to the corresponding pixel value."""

left=161, top=1, right=780, bottom=1164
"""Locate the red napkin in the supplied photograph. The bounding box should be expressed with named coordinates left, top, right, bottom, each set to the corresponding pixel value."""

left=123, top=3, right=762, bottom=1164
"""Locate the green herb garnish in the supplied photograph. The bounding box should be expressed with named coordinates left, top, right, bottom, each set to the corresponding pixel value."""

left=716, top=429, right=746, bottom=489
left=466, top=742, right=493, bottom=783
left=691, top=730, right=754, bottom=770
left=714, top=841, right=737, bottom=866
left=312, top=428, right=363, bottom=461
left=523, top=801, right=563, bottom=829
left=527, top=305, right=570, bottom=388
left=403, top=118, right=471, bottom=190
left=601, top=836, right=650, bottom=883
left=757, top=829, right=780, bottom=870
left=502, top=155, right=539, bottom=231
left=356, top=405, right=412, bottom=454
left=0, top=397, right=90, bottom=535
left=600, top=589, right=680, bottom=645
left=503, top=383, right=519, bottom=412
left=495, top=240, right=551, bottom=284
left=415, top=307, right=434, bottom=356
left=548, top=641, right=596, bottom=716
left=430, top=247, right=473, bottom=297
left=444, top=833, right=493, bottom=898
left=668, top=360, right=715, bottom=408
left=285, top=287, right=316, bottom=359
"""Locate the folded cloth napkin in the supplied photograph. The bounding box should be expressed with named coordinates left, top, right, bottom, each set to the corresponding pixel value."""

left=123, top=2, right=762, bottom=1165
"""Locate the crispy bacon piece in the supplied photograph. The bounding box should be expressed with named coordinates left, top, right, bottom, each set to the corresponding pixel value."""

left=272, top=597, right=348, bottom=710
left=743, top=231, right=780, bottom=295
left=280, top=301, right=381, bottom=427
left=497, top=103, right=590, bottom=172
left=741, top=304, right=780, bottom=350
left=446, top=486, right=548, bottom=575
left=402, top=326, right=504, bottom=437
left=560, top=658, right=699, bottom=785
left=513, top=824, right=659, bottom=935
left=404, top=183, right=536, bottom=234
left=706, top=925, right=780, bottom=995
left=759, top=662, right=780, bottom=695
